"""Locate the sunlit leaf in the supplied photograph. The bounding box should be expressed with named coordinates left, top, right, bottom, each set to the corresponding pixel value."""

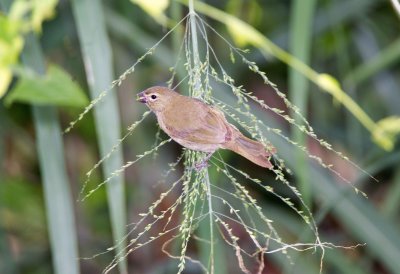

left=317, top=73, right=341, bottom=95
left=0, top=15, right=24, bottom=97
left=226, top=17, right=252, bottom=47
left=225, top=0, right=262, bottom=47
left=8, top=0, right=31, bottom=21
left=131, top=0, right=169, bottom=24
left=31, top=0, right=58, bottom=32
left=372, top=116, right=400, bottom=151
left=0, top=68, right=12, bottom=98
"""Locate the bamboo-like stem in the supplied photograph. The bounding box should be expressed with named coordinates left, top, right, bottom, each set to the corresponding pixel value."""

left=70, top=1, right=127, bottom=273
left=188, top=1, right=215, bottom=273
left=188, top=0, right=202, bottom=96
left=289, top=0, right=317, bottom=209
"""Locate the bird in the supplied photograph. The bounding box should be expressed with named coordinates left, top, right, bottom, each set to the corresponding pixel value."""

left=137, top=86, right=275, bottom=169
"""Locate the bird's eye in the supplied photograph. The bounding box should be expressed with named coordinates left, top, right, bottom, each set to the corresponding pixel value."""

left=150, top=94, right=157, bottom=100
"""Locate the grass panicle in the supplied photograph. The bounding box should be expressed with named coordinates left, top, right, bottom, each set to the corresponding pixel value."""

left=73, top=6, right=373, bottom=274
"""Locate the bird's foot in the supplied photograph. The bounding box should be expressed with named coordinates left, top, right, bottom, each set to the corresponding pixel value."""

left=193, top=152, right=213, bottom=171
left=194, top=160, right=209, bottom=171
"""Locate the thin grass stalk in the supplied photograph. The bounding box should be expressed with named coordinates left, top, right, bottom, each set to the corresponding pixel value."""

left=185, top=0, right=394, bottom=150
left=265, top=205, right=366, bottom=274
left=70, top=1, right=127, bottom=273
left=288, top=0, right=317, bottom=208
left=168, top=1, right=191, bottom=265
left=245, top=96, right=400, bottom=274
left=170, top=1, right=189, bottom=92
left=345, top=37, right=400, bottom=87
left=104, top=8, right=173, bottom=68
left=352, top=27, right=400, bottom=115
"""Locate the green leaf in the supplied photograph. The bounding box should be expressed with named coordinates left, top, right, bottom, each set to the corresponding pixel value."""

left=372, top=116, right=400, bottom=151
left=131, top=0, right=169, bottom=17
left=71, top=0, right=127, bottom=273
left=288, top=0, right=317, bottom=208
left=5, top=64, right=88, bottom=107
left=30, top=0, right=58, bottom=32
left=130, top=0, right=169, bottom=25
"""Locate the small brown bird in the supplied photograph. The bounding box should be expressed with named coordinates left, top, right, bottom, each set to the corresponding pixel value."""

left=137, top=86, right=275, bottom=168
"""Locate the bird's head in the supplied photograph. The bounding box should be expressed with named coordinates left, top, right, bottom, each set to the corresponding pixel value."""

left=136, top=86, right=177, bottom=112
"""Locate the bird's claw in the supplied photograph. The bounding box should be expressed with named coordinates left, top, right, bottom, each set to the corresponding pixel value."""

left=194, top=160, right=209, bottom=171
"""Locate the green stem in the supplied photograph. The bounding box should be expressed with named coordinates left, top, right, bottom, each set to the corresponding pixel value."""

left=188, top=1, right=214, bottom=272
left=289, top=0, right=317, bottom=208
left=189, top=0, right=202, bottom=96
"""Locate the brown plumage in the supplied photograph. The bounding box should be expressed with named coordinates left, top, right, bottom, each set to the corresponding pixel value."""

left=137, top=86, right=275, bottom=168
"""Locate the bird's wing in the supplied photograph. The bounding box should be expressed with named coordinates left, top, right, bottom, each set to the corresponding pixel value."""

left=161, top=101, right=229, bottom=145
left=188, top=107, right=228, bottom=144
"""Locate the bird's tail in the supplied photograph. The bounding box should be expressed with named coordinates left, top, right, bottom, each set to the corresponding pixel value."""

left=227, top=134, right=275, bottom=169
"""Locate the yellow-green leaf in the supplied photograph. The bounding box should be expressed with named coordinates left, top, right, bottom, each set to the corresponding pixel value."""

left=226, top=17, right=252, bottom=47
left=372, top=116, right=400, bottom=151
left=0, top=15, right=24, bottom=97
left=5, top=64, right=88, bottom=107
left=317, top=74, right=341, bottom=95
left=31, top=0, right=58, bottom=32
left=0, top=68, right=12, bottom=98
left=131, top=0, right=169, bottom=24
left=225, top=0, right=262, bottom=47
left=9, top=0, right=31, bottom=21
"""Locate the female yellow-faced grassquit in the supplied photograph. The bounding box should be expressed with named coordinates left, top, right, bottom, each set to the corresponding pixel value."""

left=137, top=86, right=275, bottom=168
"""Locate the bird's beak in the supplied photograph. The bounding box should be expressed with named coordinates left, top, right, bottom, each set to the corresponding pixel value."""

left=136, top=92, right=147, bottom=103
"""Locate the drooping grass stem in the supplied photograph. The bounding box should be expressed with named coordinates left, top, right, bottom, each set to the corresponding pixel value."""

left=188, top=1, right=215, bottom=272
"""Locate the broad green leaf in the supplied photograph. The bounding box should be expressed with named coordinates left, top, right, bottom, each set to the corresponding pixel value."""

left=71, top=0, right=127, bottom=273
left=5, top=64, right=88, bottom=107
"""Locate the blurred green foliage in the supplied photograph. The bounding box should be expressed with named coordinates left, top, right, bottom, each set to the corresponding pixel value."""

left=0, top=0, right=58, bottom=97
left=1, top=0, right=400, bottom=274
left=5, top=64, right=88, bottom=107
